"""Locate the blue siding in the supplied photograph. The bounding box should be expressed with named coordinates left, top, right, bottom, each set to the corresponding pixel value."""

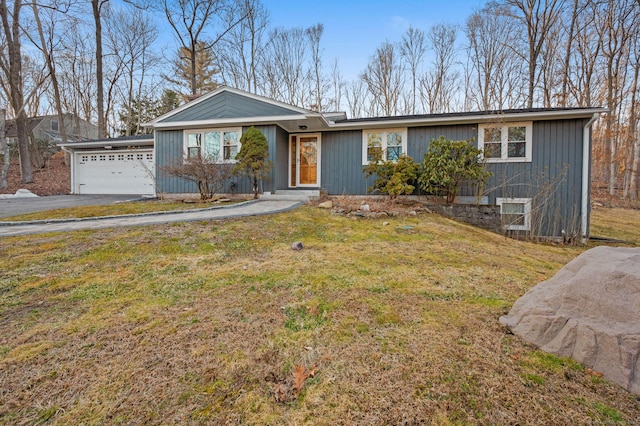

left=485, top=119, right=587, bottom=236
left=160, top=91, right=299, bottom=123
left=155, top=125, right=280, bottom=196
left=156, top=117, right=588, bottom=237
left=320, top=130, right=371, bottom=194
left=275, top=126, right=289, bottom=190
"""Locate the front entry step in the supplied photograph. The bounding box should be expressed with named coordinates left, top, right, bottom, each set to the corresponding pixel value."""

left=259, top=189, right=324, bottom=202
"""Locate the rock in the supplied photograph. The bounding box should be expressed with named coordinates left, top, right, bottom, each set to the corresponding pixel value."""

left=15, top=189, right=39, bottom=197
left=499, top=246, right=640, bottom=396
left=291, top=241, right=304, bottom=251
left=382, top=222, right=390, bottom=226
left=318, top=200, right=333, bottom=209
left=360, top=204, right=370, bottom=212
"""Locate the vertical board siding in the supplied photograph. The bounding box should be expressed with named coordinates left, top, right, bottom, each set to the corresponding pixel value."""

left=161, top=91, right=298, bottom=123
left=485, top=119, right=587, bottom=236
left=156, top=126, right=281, bottom=196
left=275, top=126, right=289, bottom=190
left=157, top=117, right=588, bottom=236
left=321, top=130, right=370, bottom=194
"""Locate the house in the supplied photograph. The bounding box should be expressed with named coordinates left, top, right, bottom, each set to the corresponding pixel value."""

left=140, top=87, right=603, bottom=237
left=59, top=135, right=154, bottom=195
left=6, top=114, right=98, bottom=145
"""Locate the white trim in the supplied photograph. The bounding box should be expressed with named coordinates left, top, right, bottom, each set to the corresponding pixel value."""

left=361, top=128, right=408, bottom=165
left=582, top=113, right=598, bottom=239
left=327, top=108, right=607, bottom=130
left=478, top=122, right=532, bottom=163
left=151, top=115, right=309, bottom=130
left=183, top=127, right=242, bottom=163
left=289, top=133, right=321, bottom=187
left=496, top=197, right=532, bottom=231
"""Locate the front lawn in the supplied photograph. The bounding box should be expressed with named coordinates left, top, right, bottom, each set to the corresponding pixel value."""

left=0, top=206, right=637, bottom=424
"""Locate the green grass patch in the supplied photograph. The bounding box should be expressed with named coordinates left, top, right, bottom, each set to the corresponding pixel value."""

left=0, top=199, right=241, bottom=222
left=0, top=205, right=637, bottom=424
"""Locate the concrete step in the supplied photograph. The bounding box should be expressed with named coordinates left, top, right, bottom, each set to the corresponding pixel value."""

left=259, top=189, right=323, bottom=202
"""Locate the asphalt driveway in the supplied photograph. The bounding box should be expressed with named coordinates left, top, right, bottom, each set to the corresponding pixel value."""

left=0, top=195, right=145, bottom=219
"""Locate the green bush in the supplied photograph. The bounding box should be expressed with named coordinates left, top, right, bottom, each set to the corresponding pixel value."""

left=363, top=148, right=419, bottom=200
left=418, top=136, right=491, bottom=204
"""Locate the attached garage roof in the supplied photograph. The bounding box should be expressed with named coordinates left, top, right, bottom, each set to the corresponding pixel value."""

left=59, top=134, right=153, bottom=150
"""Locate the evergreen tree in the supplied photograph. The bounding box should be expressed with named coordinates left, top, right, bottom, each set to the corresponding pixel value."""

left=233, top=126, right=272, bottom=199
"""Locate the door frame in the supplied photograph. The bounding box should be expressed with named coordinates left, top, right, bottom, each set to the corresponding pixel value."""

left=288, top=133, right=321, bottom=188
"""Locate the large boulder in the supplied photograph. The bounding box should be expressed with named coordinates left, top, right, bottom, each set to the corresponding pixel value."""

left=500, top=246, right=640, bottom=395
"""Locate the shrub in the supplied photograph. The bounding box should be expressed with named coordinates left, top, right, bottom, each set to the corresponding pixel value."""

left=418, top=136, right=491, bottom=204
left=233, top=126, right=272, bottom=199
left=363, top=148, right=419, bottom=200
left=162, top=155, right=234, bottom=200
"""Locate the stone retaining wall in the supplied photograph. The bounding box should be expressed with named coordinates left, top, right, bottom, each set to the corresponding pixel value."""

left=426, top=204, right=502, bottom=233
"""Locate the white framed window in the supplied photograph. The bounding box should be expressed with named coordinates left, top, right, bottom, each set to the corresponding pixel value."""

left=496, top=198, right=532, bottom=231
left=479, top=122, right=532, bottom=162
left=51, top=120, right=59, bottom=131
left=362, top=128, right=408, bottom=165
left=184, top=128, right=242, bottom=163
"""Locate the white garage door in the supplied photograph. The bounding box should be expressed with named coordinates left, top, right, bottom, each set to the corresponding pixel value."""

left=75, top=150, right=155, bottom=195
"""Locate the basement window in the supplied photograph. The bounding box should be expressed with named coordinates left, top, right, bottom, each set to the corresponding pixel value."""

left=496, top=198, right=532, bottom=231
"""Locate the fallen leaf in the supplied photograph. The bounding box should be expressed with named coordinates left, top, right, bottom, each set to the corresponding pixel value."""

left=586, top=368, right=603, bottom=378
left=273, top=383, right=288, bottom=403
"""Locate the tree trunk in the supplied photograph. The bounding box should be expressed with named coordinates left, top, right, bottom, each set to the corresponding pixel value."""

left=31, top=3, right=69, bottom=147
left=0, top=109, right=8, bottom=189
left=92, top=0, right=106, bottom=138
left=0, top=0, right=32, bottom=183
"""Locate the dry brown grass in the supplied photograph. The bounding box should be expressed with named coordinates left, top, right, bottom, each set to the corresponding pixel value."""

left=0, top=206, right=638, bottom=425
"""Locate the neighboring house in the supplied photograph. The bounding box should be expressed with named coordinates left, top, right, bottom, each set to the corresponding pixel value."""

left=6, top=114, right=98, bottom=145
left=59, top=135, right=154, bottom=195
left=140, top=87, right=603, bottom=237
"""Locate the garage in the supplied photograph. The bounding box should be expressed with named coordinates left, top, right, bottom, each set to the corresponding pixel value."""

left=60, top=135, right=155, bottom=195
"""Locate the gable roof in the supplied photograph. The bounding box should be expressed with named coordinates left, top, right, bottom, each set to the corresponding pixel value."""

left=144, top=86, right=606, bottom=133
left=145, top=86, right=328, bottom=132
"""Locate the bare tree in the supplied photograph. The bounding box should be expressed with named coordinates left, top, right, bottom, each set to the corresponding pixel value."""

left=164, top=0, right=246, bottom=98
left=345, top=79, right=367, bottom=118
left=306, top=23, right=327, bottom=111
left=263, top=26, right=310, bottom=106
left=29, top=2, right=69, bottom=145
left=215, top=0, right=268, bottom=93
left=400, top=26, right=426, bottom=114
left=502, top=0, right=564, bottom=108
left=594, top=0, right=639, bottom=195
left=465, top=5, right=526, bottom=110
left=0, top=109, right=7, bottom=189
left=329, top=58, right=345, bottom=112
left=91, top=0, right=108, bottom=137
left=0, top=0, right=32, bottom=182
left=106, top=7, right=158, bottom=135
left=361, top=41, right=404, bottom=116
left=421, top=23, right=460, bottom=114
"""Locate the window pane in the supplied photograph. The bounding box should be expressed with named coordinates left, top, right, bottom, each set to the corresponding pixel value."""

left=187, top=133, right=201, bottom=148
left=187, top=146, right=200, bottom=159
left=508, top=126, right=526, bottom=142
left=367, top=132, right=382, bottom=162
left=502, top=203, right=525, bottom=214
left=223, top=131, right=240, bottom=160
left=484, top=127, right=501, bottom=142
left=387, top=131, right=402, bottom=147
left=203, top=132, right=220, bottom=160
left=508, top=142, right=526, bottom=158
left=504, top=213, right=525, bottom=226
left=484, top=142, right=501, bottom=158
left=387, top=146, right=402, bottom=161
